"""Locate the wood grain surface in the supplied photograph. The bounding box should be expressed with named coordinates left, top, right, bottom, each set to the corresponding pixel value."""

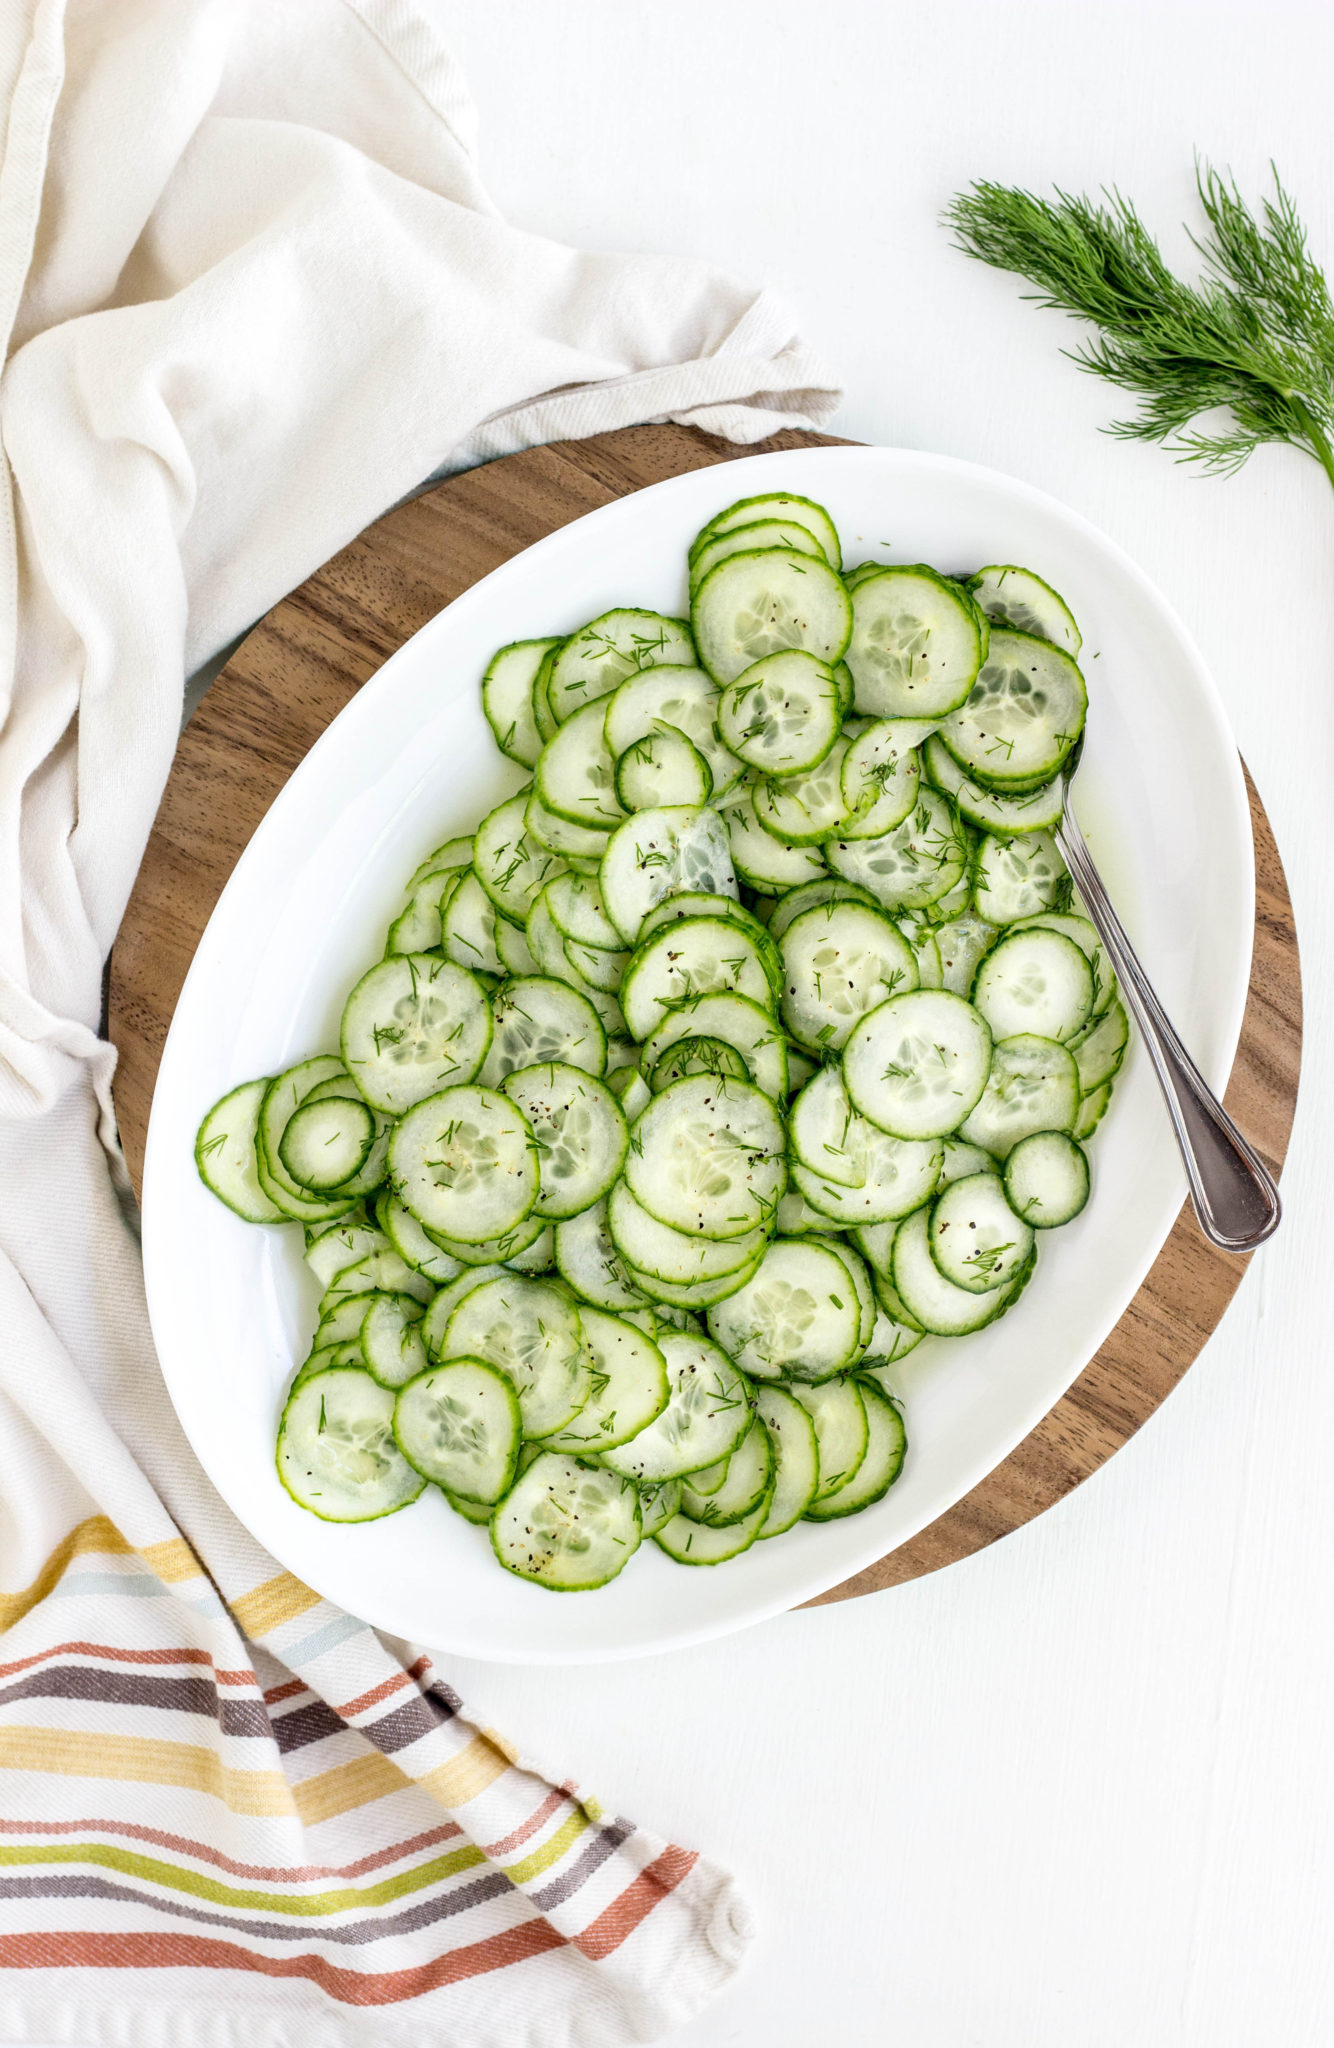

left=106, top=422, right=1303, bottom=1602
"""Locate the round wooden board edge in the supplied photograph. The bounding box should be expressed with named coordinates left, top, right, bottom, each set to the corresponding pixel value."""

left=106, top=422, right=1303, bottom=1605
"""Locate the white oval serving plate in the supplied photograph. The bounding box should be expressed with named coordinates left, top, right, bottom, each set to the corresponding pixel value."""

left=142, top=446, right=1252, bottom=1665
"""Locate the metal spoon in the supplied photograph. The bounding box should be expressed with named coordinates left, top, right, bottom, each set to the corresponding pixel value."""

left=1055, top=745, right=1280, bottom=1253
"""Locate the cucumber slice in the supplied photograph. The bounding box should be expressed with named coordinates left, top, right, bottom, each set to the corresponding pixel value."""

left=691, top=492, right=841, bottom=571
left=716, top=651, right=842, bottom=776
left=623, top=1075, right=786, bottom=1241
left=602, top=1333, right=753, bottom=1483
left=614, top=730, right=711, bottom=810
left=524, top=786, right=610, bottom=862
left=442, top=1274, right=591, bottom=1439
left=541, top=1306, right=669, bottom=1453
left=501, top=1061, right=627, bottom=1219
left=320, top=1246, right=434, bottom=1310
left=494, top=907, right=539, bottom=977
left=720, top=785, right=828, bottom=891
left=276, top=1367, right=425, bottom=1522
left=640, top=992, right=788, bottom=1101
left=971, top=928, right=1094, bottom=1044
left=636, top=1478, right=683, bottom=1538
left=826, top=788, right=969, bottom=911
left=804, top=1380, right=906, bottom=1520
left=316, top=1289, right=380, bottom=1347
left=753, top=734, right=852, bottom=845
left=706, top=1236, right=862, bottom=1382
left=507, top=1223, right=556, bottom=1274
left=690, top=517, right=827, bottom=592
left=897, top=915, right=943, bottom=990
left=923, top=732, right=1063, bottom=836
left=425, top=1211, right=547, bottom=1267
left=474, top=793, right=568, bottom=925
left=839, top=719, right=927, bottom=838
left=608, top=1180, right=766, bottom=1286
left=342, top=955, right=492, bottom=1116
left=940, top=629, right=1086, bottom=791
left=544, top=870, right=623, bottom=951
left=935, top=914, right=999, bottom=997
left=553, top=1198, right=650, bottom=1310
left=789, top=1066, right=942, bottom=1223
left=394, top=1358, right=521, bottom=1502
left=360, top=1293, right=429, bottom=1388
left=385, top=870, right=459, bottom=956
left=622, top=1249, right=765, bottom=1312
left=780, top=901, right=919, bottom=1053
left=790, top=1378, right=869, bottom=1502
left=257, top=1058, right=361, bottom=1224
left=692, top=549, right=852, bottom=687
left=753, top=1386, right=820, bottom=1535
left=654, top=1490, right=770, bottom=1565
left=891, top=1204, right=1013, bottom=1337
left=492, top=1453, right=642, bottom=1590
left=444, top=1490, right=494, bottom=1526
left=278, top=1095, right=376, bottom=1193
left=599, top=804, right=737, bottom=946
left=649, top=1036, right=749, bottom=1090
left=481, top=637, right=563, bottom=767
left=607, top=1062, right=652, bottom=1122
left=966, top=566, right=1081, bottom=657
left=298, top=1075, right=390, bottom=1201
left=440, top=870, right=505, bottom=975
left=389, top=1085, right=538, bottom=1243
left=478, top=975, right=606, bottom=1088
left=536, top=697, right=625, bottom=831
left=619, top=915, right=776, bottom=1041
left=603, top=663, right=744, bottom=800
left=1003, top=1129, right=1091, bottom=1227
left=1075, top=1079, right=1112, bottom=1139
left=824, top=1236, right=877, bottom=1351
left=927, top=1171, right=1034, bottom=1293
left=846, top=566, right=984, bottom=718
left=195, top=1078, right=285, bottom=1223
left=304, top=1217, right=387, bottom=1289
left=765, top=877, right=875, bottom=941
left=858, top=1306, right=925, bottom=1370
left=940, top=1136, right=996, bottom=1186
left=972, top=832, right=1070, bottom=925
left=421, top=1264, right=510, bottom=1354
left=843, top=988, right=993, bottom=1141
left=680, top=1417, right=774, bottom=1525
left=524, top=898, right=626, bottom=1035
left=774, top=1188, right=841, bottom=1235
left=546, top=611, right=695, bottom=726
left=684, top=1453, right=732, bottom=1497
left=958, top=1033, right=1080, bottom=1160
left=1013, top=913, right=1117, bottom=1019
left=295, top=1340, right=367, bottom=1385
left=406, top=835, right=474, bottom=891
left=1070, top=997, right=1129, bottom=1093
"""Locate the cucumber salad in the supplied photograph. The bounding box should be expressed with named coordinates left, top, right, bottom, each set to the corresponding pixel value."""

left=195, top=490, right=1128, bottom=1593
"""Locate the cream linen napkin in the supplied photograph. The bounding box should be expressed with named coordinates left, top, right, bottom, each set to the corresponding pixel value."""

left=0, top=3, right=839, bottom=2042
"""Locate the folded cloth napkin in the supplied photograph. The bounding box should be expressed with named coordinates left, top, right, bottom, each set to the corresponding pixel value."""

left=0, top=3, right=839, bottom=2042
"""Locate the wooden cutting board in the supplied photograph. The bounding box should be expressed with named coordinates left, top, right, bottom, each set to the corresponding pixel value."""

left=106, top=423, right=1302, bottom=1604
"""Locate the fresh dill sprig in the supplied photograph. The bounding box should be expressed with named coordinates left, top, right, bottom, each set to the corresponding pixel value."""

left=943, top=161, right=1334, bottom=493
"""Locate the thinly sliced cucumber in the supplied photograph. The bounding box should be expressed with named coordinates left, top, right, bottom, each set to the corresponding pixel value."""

left=298, top=1075, right=390, bottom=1201
left=971, top=927, right=1093, bottom=1044
left=389, top=1084, right=538, bottom=1242
left=780, top=901, right=919, bottom=1052
left=1014, top=913, right=1117, bottom=1019
left=624, top=1075, right=786, bottom=1240
left=320, top=1246, right=433, bottom=1310
left=897, top=915, right=943, bottom=990
left=935, top=914, right=999, bottom=997
left=607, top=1063, right=652, bottom=1126
left=257, top=1058, right=361, bottom=1224
left=766, top=876, right=876, bottom=941
left=972, top=832, right=1070, bottom=925
left=940, top=629, right=1086, bottom=790
left=305, top=1218, right=388, bottom=1289
left=441, top=870, right=505, bottom=976
left=680, top=1417, right=774, bottom=1525
left=603, top=663, right=743, bottom=800
left=501, top=1062, right=627, bottom=1219
left=690, top=517, right=826, bottom=592
left=923, top=732, right=1064, bottom=835
left=478, top=975, right=606, bottom=1088
left=494, top=910, right=539, bottom=977
left=195, top=1078, right=285, bottom=1223
left=360, top=1293, right=429, bottom=1387
left=958, top=1033, right=1080, bottom=1159
left=541, top=1307, right=669, bottom=1453
left=692, top=549, right=852, bottom=686
left=839, top=719, right=927, bottom=838
left=473, top=793, right=568, bottom=925
left=385, top=870, right=460, bottom=956
left=791, top=1378, right=869, bottom=1502
left=442, top=1274, right=591, bottom=1438
left=716, top=651, right=842, bottom=776
left=1070, top=997, right=1129, bottom=1093
left=706, top=1236, right=862, bottom=1382
left=524, top=786, right=610, bottom=863
left=407, top=835, right=474, bottom=891
left=846, top=566, right=984, bottom=718
left=619, top=915, right=776, bottom=1041
left=444, top=1490, right=494, bottom=1526
left=1004, top=1129, right=1091, bottom=1227
left=939, top=1137, right=996, bottom=1185
left=654, top=1490, right=770, bottom=1565
left=805, top=1379, right=906, bottom=1519
left=1075, top=1079, right=1112, bottom=1139
left=343, top=955, right=492, bottom=1116
left=394, top=1359, right=521, bottom=1501
left=492, top=1453, right=642, bottom=1590
left=546, top=610, right=695, bottom=725
left=508, top=1223, right=556, bottom=1274
left=599, top=804, right=737, bottom=946
left=537, top=697, right=625, bottom=830
left=752, top=1386, right=820, bottom=1535
left=545, top=870, right=622, bottom=951
left=789, top=1066, right=942, bottom=1222
left=636, top=1478, right=683, bottom=1538
left=775, top=1188, right=841, bottom=1235
left=607, top=1179, right=766, bottom=1286
left=826, top=788, right=969, bottom=911
left=691, top=491, right=841, bottom=571
left=927, top=1171, right=1034, bottom=1292
left=316, top=1290, right=380, bottom=1348
left=754, top=734, right=852, bottom=845
left=649, top=1035, right=748, bottom=1091
left=967, top=565, right=1081, bottom=657
left=824, top=1237, right=876, bottom=1351
left=858, top=1306, right=925, bottom=1369
left=278, top=1095, right=376, bottom=1193
left=295, top=1340, right=367, bottom=1385
left=524, top=898, right=626, bottom=1035
left=602, top=1333, right=753, bottom=1482
left=615, top=729, right=712, bottom=810
left=482, top=637, right=563, bottom=766
left=891, top=1203, right=1012, bottom=1336
left=553, top=1199, right=650, bottom=1310
left=421, top=1264, right=510, bottom=1354
left=276, top=1367, right=424, bottom=1522
left=425, top=1210, right=547, bottom=1267
left=720, top=785, right=828, bottom=890
left=843, top=988, right=993, bottom=1141
left=684, top=1454, right=732, bottom=1496
left=623, top=1249, right=764, bottom=1312
left=640, top=991, right=788, bottom=1100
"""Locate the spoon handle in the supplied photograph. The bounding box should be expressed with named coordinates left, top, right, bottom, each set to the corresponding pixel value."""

left=1054, top=811, right=1281, bottom=1253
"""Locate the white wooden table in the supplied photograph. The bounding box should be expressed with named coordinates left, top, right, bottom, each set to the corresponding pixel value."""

left=415, top=6, right=1332, bottom=2042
